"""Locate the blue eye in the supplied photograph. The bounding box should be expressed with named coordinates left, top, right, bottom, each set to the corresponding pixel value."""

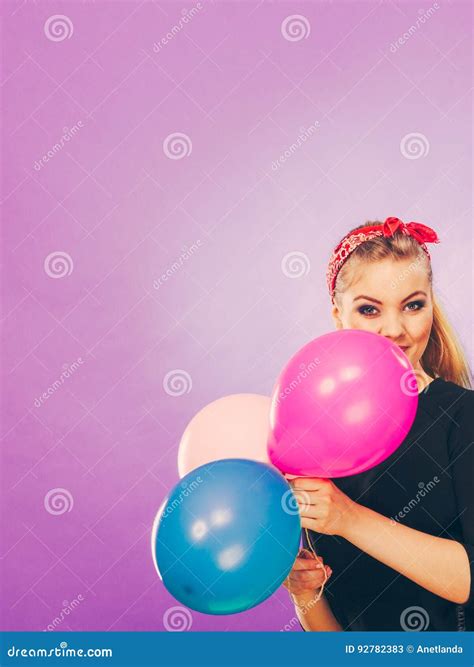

left=358, top=301, right=426, bottom=317
left=405, top=300, right=425, bottom=311
left=358, top=305, right=378, bottom=316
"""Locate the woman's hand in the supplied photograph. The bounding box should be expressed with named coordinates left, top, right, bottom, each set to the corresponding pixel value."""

left=287, top=476, right=359, bottom=536
left=283, top=547, right=332, bottom=598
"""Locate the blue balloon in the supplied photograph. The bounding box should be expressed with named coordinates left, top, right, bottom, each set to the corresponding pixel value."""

left=152, top=459, right=301, bottom=615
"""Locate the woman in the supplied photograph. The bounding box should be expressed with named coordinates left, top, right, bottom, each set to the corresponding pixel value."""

left=283, top=217, right=473, bottom=631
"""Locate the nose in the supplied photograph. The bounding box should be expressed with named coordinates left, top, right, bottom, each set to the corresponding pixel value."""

left=378, top=313, right=405, bottom=341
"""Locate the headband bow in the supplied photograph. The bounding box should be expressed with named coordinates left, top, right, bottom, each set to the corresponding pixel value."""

left=382, top=217, right=440, bottom=244
left=327, top=216, right=440, bottom=300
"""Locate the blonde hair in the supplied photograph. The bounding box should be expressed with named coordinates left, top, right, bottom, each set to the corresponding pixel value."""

left=332, top=221, right=472, bottom=389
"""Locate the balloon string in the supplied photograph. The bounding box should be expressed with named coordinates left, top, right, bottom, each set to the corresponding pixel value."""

left=287, top=528, right=328, bottom=611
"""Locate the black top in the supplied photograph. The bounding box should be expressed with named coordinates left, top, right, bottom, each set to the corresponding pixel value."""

left=301, top=377, right=474, bottom=631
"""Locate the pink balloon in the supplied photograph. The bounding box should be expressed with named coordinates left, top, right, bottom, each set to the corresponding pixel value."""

left=178, top=394, right=271, bottom=477
left=268, top=330, right=418, bottom=477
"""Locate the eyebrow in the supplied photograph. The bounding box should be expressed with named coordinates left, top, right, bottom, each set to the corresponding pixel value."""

left=353, top=291, right=428, bottom=305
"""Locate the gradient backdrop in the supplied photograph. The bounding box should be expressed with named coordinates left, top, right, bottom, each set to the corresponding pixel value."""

left=1, top=0, right=472, bottom=632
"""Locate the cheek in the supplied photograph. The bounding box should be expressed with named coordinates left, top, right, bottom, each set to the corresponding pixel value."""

left=406, top=312, right=433, bottom=342
left=344, top=312, right=375, bottom=330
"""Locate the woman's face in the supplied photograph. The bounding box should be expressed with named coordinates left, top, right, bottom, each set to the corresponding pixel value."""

left=331, top=257, right=434, bottom=375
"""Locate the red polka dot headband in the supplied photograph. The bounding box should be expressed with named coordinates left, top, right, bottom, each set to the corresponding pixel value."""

left=326, top=216, right=440, bottom=300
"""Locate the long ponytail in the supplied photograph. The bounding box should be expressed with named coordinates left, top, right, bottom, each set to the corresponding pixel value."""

left=422, top=296, right=472, bottom=389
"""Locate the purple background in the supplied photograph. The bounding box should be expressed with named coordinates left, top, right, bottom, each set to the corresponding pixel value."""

left=1, top=0, right=472, bottom=632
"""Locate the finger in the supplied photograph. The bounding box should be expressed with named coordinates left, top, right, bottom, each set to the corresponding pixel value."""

left=293, top=491, right=317, bottom=507
left=290, top=478, right=331, bottom=491
left=298, top=504, right=327, bottom=520
left=292, top=572, right=324, bottom=585
left=292, top=557, right=324, bottom=571
left=290, top=570, right=329, bottom=585
left=298, top=547, right=328, bottom=566
left=300, top=517, right=323, bottom=532
left=285, top=574, right=331, bottom=595
left=298, top=548, right=320, bottom=560
left=294, top=555, right=325, bottom=569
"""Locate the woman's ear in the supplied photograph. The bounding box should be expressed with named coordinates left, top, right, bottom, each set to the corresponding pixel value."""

left=331, top=302, right=343, bottom=330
